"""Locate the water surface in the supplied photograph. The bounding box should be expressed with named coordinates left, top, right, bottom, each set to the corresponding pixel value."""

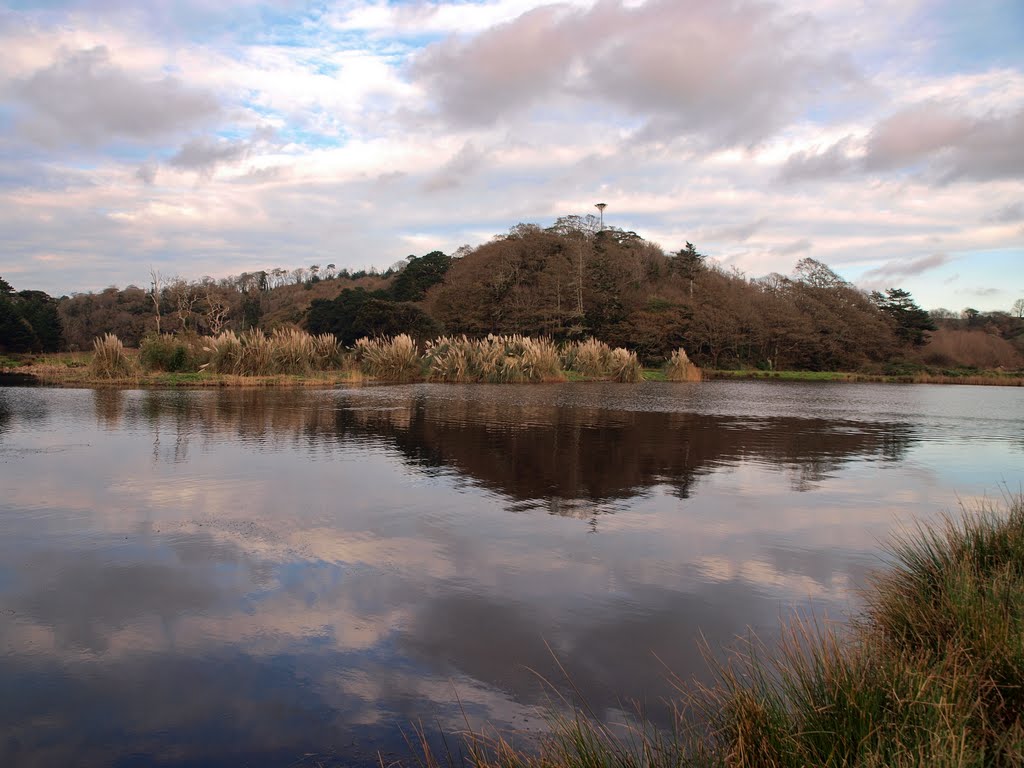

left=1, top=382, right=1022, bottom=766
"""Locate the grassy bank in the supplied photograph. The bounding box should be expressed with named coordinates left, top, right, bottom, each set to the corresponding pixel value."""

left=3, top=356, right=367, bottom=388
left=407, top=495, right=1024, bottom=767
left=709, top=368, right=1024, bottom=386
left=6, top=338, right=1022, bottom=388
left=3, top=333, right=701, bottom=387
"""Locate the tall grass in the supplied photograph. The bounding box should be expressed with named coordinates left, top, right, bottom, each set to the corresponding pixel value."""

left=355, top=334, right=423, bottom=382
left=270, top=328, right=314, bottom=375
left=311, top=332, right=344, bottom=370
left=562, top=338, right=642, bottom=383
left=201, top=328, right=350, bottom=376
left=422, top=335, right=564, bottom=383
left=664, top=347, right=702, bottom=382
left=89, top=333, right=135, bottom=378
left=561, top=338, right=612, bottom=378
left=608, top=347, right=643, bottom=383
left=404, top=495, right=1024, bottom=768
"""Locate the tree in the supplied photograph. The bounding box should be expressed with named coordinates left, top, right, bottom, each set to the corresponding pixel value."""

left=1013, top=298, right=1024, bottom=319
left=168, top=278, right=201, bottom=332
left=871, top=288, right=936, bottom=347
left=0, top=276, right=12, bottom=295
left=201, top=281, right=231, bottom=335
left=793, top=257, right=847, bottom=289
left=670, top=242, right=706, bottom=296
left=0, top=302, right=36, bottom=352
left=390, top=250, right=452, bottom=302
left=16, top=290, right=64, bottom=351
left=149, top=268, right=164, bottom=334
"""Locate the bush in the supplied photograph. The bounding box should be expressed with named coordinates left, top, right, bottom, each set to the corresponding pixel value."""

left=140, top=334, right=199, bottom=373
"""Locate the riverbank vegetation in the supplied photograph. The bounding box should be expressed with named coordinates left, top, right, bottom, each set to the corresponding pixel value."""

left=405, top=495, right=1024, bottom=767
left=7, top=330, right=697, bottom=386
left=4, top=216, right=1022, bottom=378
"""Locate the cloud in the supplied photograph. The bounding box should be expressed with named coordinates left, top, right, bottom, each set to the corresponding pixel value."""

left=779, top=138, right=855, bottom=182
left=784, top=103, right=1024, bottom=183
left=411, top=0, right=859, bottom=145
left=9, top=46, right=221, bottom=148
left=776, top=238, right=813, bottom=256
left=860, top=252, right=953, bottom=286
left=988, top=201, right=1024, bottom=223
left=169, top=136, right=250, bottom=174
left=863, top=102, right=974, bottom=171
left=135, top=162, right=158, bottom=185
left=422, top=140, right=486, bottom=192
left=702, top=218, right=765, bottom=243
left=864, top=102, right=1024, bottom=182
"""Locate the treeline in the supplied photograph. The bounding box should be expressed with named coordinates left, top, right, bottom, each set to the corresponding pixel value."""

left=0, top=277, right=64, bottom=353
left=3, top=215, right=1023, bottom=370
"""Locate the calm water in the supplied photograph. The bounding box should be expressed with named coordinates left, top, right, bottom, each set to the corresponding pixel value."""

left=1, top=382, right=1022, bottom=766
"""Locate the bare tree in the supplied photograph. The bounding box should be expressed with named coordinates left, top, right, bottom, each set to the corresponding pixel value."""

left=168, top=278, right=201, bottom=332
left=202, top=281, right=231, bottom=335
left=1013, top=298, right=1024, bottom=318
left=149, top=267, right=164, bottom=334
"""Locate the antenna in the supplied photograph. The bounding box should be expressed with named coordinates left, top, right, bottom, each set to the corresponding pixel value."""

left=594, top=202, right=607, bottom=231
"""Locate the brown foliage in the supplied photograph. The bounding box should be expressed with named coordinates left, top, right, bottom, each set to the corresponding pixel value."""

left=922, top=329, right=1024, bottom=369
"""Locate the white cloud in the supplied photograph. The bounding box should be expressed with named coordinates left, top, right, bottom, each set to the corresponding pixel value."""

left=0, top=0, right=1020, bottom=310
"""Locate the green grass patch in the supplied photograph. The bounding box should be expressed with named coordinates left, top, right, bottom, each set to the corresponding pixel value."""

left=152, top=372, right=208, bottom=386
left=710, top=369, right=862, bottom=381
left=642, top=368, right=667, bottom=381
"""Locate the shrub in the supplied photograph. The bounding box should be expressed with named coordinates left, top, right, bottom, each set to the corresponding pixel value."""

left=89, top=333, right=135, bottom=378
left=665, top=347, right=702, bottom=382
left=140, top=333, right=199, bottom=373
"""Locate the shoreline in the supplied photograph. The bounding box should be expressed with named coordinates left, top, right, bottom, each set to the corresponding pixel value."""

left=4, top=366, right=1022, bottom=388
left=4, top=351, right=1022, bottom=388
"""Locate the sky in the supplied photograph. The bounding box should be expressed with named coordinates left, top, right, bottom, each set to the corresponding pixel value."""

left=0, top=0, right=1022, bottom=311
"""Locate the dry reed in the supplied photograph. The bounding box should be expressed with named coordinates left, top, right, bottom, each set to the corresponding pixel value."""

left=608, top=347, right=643, bottom=383
left=89, top=333, right=135, bottom=378
left=355, top=334, right=423, bottom=382
left=664, top=347, right=702, bottom=382
left=423, top=335, right=564, bottom=383
left=561, top=338, right=613, bottom=378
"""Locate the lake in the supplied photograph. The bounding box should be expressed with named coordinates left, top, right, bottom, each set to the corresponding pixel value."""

left=1, top=382, right=1022, bottom=766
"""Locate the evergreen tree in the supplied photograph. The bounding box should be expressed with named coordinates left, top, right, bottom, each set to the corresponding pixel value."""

left=871, top=288, right=936, bottom=346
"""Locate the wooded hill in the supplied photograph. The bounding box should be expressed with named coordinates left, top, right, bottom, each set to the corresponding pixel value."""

left=3, top=216, right=1023, bottom=371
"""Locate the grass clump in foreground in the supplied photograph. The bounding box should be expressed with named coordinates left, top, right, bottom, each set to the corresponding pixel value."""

left=407, top=495, right=1024, bottom=768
